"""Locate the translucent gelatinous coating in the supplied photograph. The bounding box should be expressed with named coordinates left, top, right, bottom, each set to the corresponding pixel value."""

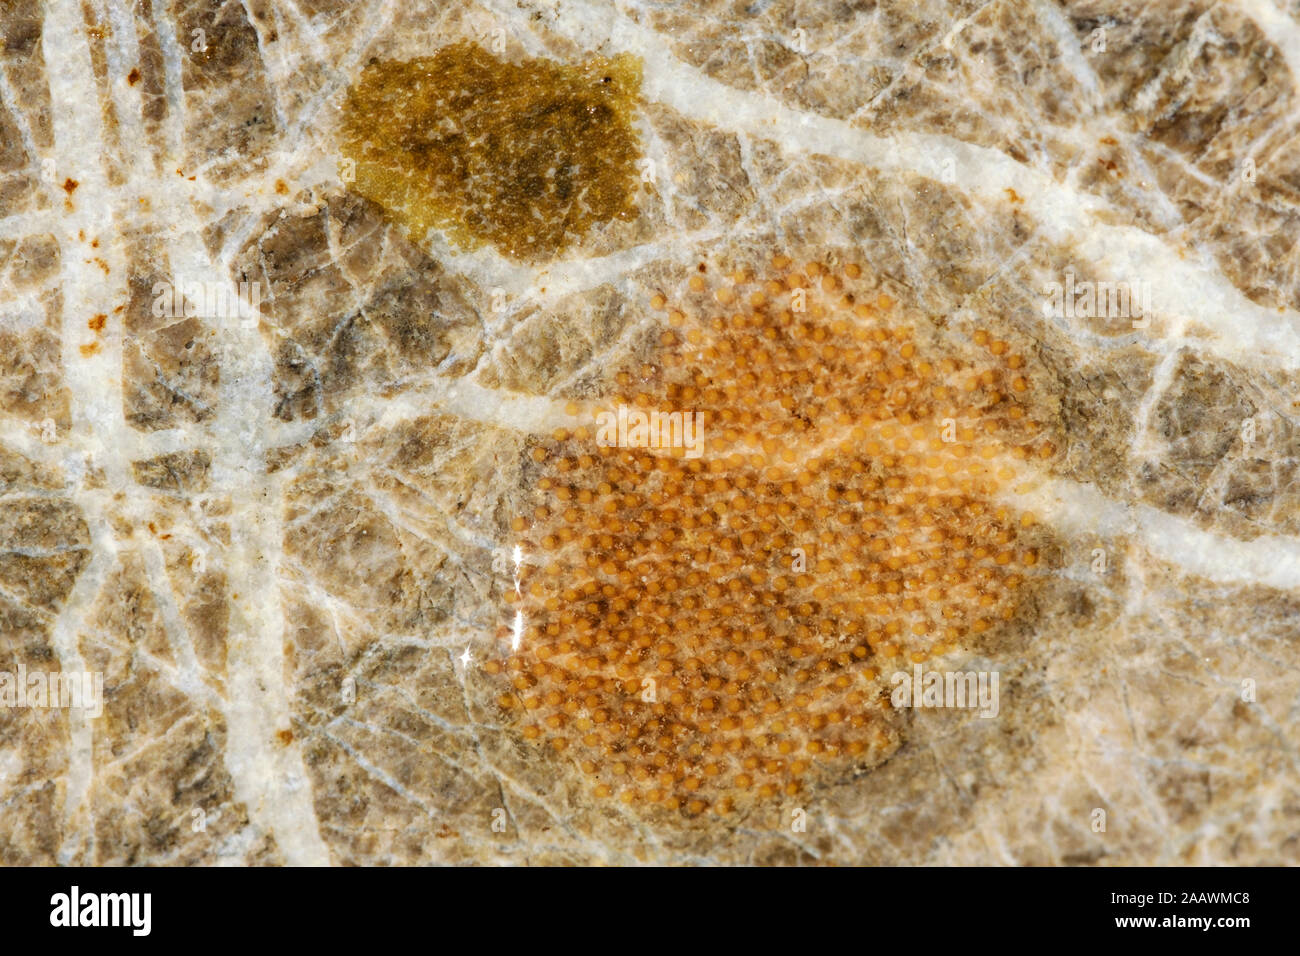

left=493, top=256, right=1057, bottom=816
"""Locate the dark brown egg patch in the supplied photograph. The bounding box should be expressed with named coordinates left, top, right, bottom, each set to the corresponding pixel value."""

left=340, top=41, right=644, bottom=261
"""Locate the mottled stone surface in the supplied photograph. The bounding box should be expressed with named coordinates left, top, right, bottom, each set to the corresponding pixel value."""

left=0, top=0, right=1298, bottom=865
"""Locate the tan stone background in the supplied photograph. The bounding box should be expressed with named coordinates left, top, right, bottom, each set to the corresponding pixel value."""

left=0, top=0, right=1298, bottom=864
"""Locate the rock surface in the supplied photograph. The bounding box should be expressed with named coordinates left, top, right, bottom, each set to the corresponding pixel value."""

left=0, top=0, right=1297, bottom=865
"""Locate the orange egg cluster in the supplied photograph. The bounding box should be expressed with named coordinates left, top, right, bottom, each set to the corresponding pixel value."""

left=490, top=255, right=1054, bottom=815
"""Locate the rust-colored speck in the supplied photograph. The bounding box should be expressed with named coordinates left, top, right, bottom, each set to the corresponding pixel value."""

left=62, top=178, right=78, bottom=195
left=88, top=314, right=106, bottom=332
left=127, top=67, right=141, bottom=85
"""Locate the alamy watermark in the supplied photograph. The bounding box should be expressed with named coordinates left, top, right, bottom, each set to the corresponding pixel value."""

left=594, top=404, right=704, bottom=458
left=890, top=663, right=999, bottom=718
left=1042, top=268, right=1152, bottom=328
left=50, top=886, right=150, bottom=936
left=152, top=274, right=263, bottom=326
left=0, top=664, right=103, bottom=718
